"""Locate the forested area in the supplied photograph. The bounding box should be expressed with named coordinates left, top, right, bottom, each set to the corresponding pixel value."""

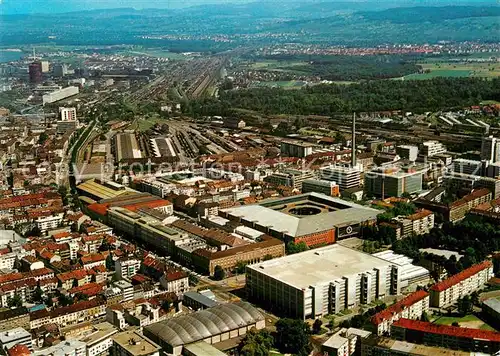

left=185, top=78, right=500, bottom=116
left=251, top=54, right=421, bottom=81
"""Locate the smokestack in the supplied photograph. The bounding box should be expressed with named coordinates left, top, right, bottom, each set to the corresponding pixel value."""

left=351, top=112, right=356, bottom=167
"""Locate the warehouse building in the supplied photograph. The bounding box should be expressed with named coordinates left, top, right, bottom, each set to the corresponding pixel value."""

left=143, top=302, right=265, bottom=355
left=246, top=244, right=409, bottom=319
left=220, top=193, right=378, bottom=246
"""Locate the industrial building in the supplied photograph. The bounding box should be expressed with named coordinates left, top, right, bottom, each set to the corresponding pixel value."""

left=42, top=86, right=79, bottom=105
left=481, top=135, right=500, bottom=163
left=115, top=133, right=143, bottom=162
left=220, top=193, right=379, bottom=246
left=246, top=244, right=417, bottom=319
left=143, top=302, right=265, bottom=355
left=280, top=140, right=315, bottom=158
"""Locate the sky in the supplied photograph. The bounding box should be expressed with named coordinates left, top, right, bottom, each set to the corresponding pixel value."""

left=0, top=0, right=258, bottom=14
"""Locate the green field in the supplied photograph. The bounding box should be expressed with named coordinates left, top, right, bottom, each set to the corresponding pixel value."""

left=433, top=314, right=496, bottom=331
left=132, top=117, right=169, bottom=132
left=405, top=62, right=500, bottom=80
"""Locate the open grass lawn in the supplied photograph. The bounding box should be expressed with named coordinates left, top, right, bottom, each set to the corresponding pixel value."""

left=433, top=314, right=496, bottom=331
left=405, top=62, right=500, bottom=80
left=137, top=117, right=168, bottom=132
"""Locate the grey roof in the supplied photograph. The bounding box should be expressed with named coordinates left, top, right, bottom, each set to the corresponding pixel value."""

left=484, top=298, right=500, bottom=313
left=144, top=302, right=264, bottom=347
left=183, top=291, right=218, bottom=308
left=222, top=192, right=378, bottom=237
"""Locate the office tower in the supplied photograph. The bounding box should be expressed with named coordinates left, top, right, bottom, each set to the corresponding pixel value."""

left=481, top=136, right=500, bottom=163
left=28, top=62, right=43, bottom=84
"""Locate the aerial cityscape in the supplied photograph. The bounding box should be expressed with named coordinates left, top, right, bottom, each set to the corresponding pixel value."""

left=0, top=0, right=499, bottom=355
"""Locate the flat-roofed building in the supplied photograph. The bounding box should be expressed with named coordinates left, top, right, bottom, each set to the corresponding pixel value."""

left=364, top=165, right=426, bottom=198
left=264, top=169, right=315, bottom=190
left=319, top=165, right=361, bottom=191
left=280, top=140, right=314, bottom=158
left=246, top=244, right=399, bottom=319
left=221, top=193, right=378, bottom=246
left=112, top=330, right=160, bottom=356
left=0, top=328, right=32, bottom=352
left=420, top=141, right=446, bottom=157
left=302, top=179, right=340, bottom=197
left=361, top=335, right=471, bottom=356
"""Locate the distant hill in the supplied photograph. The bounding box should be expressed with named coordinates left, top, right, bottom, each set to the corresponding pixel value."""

left=1, top=3, right=499, bottom=47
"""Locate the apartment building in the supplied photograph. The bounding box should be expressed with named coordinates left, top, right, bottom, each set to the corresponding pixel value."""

left=430, top=261, right=494, bottom=308
left=420, top=141, right=447, bottom=157
left=392, top=209, right=435, bottom=239
left=0, top=328, right=33, bottom=352
left=35, top=212, right=64, bottom=232
left=371, top=290, right=430, bottom=336
left=159, top=271, right=189, bottom=295
left=115, top=257, right=141, bottom=280
left=264, top=169, right=315, bottom=190
left=391, top=319, right=500, bottom=354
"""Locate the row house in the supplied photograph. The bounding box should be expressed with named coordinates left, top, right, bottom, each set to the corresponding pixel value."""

left=80, top=253, right=107, bottom=270
left=430, top=261, right=494, bottom=308
left=371, top=290, right=430, bottom=335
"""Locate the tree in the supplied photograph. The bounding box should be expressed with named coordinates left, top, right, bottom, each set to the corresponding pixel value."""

left=421, top=311, right=430, bottom=322
left=470, top=291, right=480, bottom=306
left=7, top=294, right=22, bottom=308
left=213, top=265, right=225, bottom=281
left=58, top=294, right=73, bottom=307
left=235, top=261, right=248, bottom=274
left=38, top=132, right=48, bottom=145
left=312, top=319, right=323, bottom=334
left=32, top=286, right=44, bottom=303
left=237, top=328, right=273, bottom=356
left=106, top=253, right=115, bottom=271
left=262, top=254, right=273, bottom=261
left=286, top=241, right=308, bottom=254
left=457, top=296, right=473, bottom=316
left=275, top=318, right=312, bottom=356
left=452, top=321, right=460, bottom=327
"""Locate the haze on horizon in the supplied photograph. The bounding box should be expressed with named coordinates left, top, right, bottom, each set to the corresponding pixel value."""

left=0, top=0, right=495, bottom=14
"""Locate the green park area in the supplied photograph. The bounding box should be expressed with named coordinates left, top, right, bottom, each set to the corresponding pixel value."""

left=432, top=314, right=496, bottom=331
left=249, top=80, right=308, bottom=89
left=405, top=62, right=500, bottom=80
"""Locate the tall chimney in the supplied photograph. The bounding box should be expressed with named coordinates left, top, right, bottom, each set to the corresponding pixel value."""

left=351, top=112, right=356, bottom=167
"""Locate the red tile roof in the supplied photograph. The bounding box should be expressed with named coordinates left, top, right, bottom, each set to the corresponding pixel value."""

left=393, top=318, right=500, bottom=342
left=81, top=253, right=106, bottom=265
left=123, top=199, right=172, bottom=212
left=371, top=290, right=429, bottom=325
left=7, top=344, right=30, bottom=356
left=68, top=282, right=103, bottom=297
left=431, top=261, right=492, bottom=292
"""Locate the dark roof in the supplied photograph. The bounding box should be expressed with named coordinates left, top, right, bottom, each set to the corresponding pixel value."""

left=183, top=291, right=218, bottom=308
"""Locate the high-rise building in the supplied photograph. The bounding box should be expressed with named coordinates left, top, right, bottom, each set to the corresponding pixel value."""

left=28, top=62, right=42, bottom=84
left=40, top=61, right=50, bottom=73
left=396, top=145, right=419, bottom=161
left=53, top=63, right=68, bottom=77
left=59, top=107, right=77, bottom=121
left=319, top=165, right=361, bottom=191
left=420, top=141, right=447, bottom=157
left=364, top=164, right=425, bottom=198
left=481, top=136, right=500, bottom=163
